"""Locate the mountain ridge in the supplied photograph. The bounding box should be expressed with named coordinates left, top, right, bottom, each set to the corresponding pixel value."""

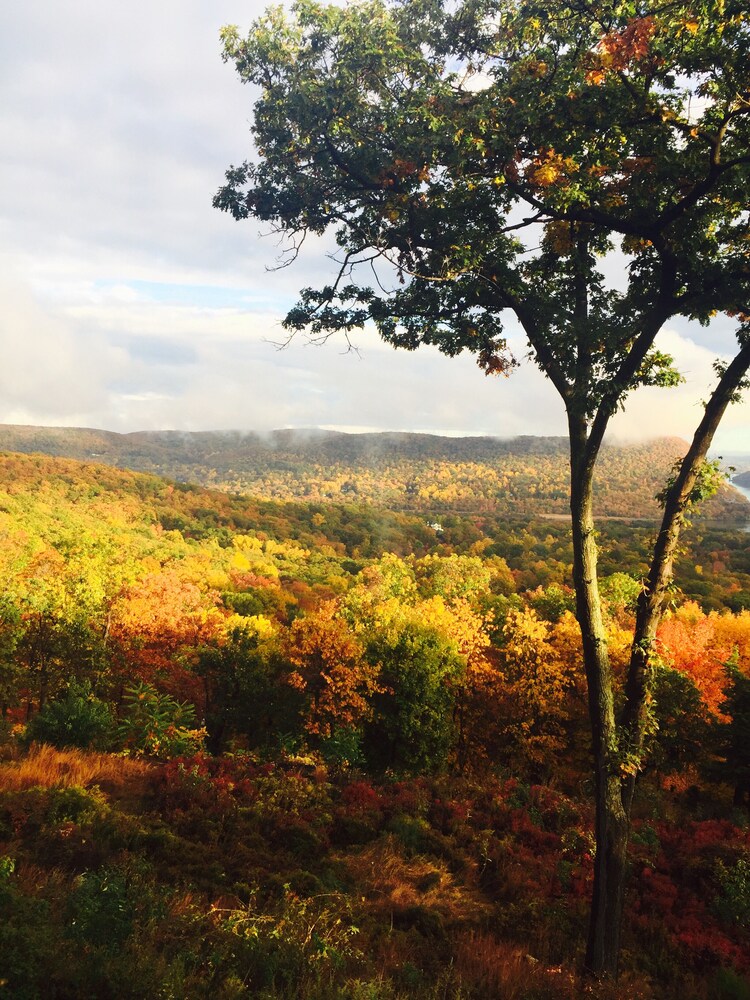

left=0, top=423, right=747, bottom=523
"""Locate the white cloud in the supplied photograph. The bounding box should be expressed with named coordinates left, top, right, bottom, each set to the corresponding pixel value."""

left=0, top=1, right=747, bottom=452
left=0, top=274, right=126, bottom=425
left=608, top=328, right=748, bottom=449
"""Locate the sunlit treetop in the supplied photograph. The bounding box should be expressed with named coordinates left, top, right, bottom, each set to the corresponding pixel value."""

left=216, top=0, right=750, bottom=425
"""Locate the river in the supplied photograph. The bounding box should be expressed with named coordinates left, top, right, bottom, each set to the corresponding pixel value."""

left=730, top=480, right=750, bottom=531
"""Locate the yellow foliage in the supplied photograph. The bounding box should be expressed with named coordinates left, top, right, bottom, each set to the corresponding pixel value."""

left=713, top=609, right=750, bottom=670
left=230, top=550, right=251, bottom=571
left=285, top=601, right=382, bottom=738
left=494, top=608, right=579, bottom=765
left=417, top=596, right=491, bottom=663
left=526, top=149, right=578, bottom=189
left=223, top=613, right=277, bottom=642
left=503, top=608, right=570, bottom=708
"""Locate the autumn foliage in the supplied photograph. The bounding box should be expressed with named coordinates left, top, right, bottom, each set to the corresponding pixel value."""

left=1, top=450, right=749, bottom=995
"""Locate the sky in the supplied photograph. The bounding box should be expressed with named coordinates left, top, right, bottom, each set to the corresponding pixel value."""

left=1, top=0, right=748, bottom=453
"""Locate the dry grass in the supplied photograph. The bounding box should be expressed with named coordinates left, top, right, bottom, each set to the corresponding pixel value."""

left=338, top=841, right=658, bottom=1000
left=335, top=834, right=492, bottom=924
left=13, top=862, right=70, bottom=900
left=452, top=931, right=659, bottom=1000
left=0, top=744, right=151, bottom=795
left=452, top=932, right=580, bottom=999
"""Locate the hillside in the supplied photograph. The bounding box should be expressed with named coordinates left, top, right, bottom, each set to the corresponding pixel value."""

left=1, top=453, right=750, bottom=998
left=0, top=450, right=748, bottom=632
left=0, top=424, right=747, bottom=523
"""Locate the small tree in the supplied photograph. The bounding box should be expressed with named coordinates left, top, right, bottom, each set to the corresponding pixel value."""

left=25, top=679, right=114, bottom=751
left=363, top=621, right=465, bottom=773
left=0, top=593, right=22, bottom=718
left=117, top=681, right=206, bottom=759
left=719, top=656, right=750, bottom=811
left=283, top=600, right=383, bottom=759
left=216, top=0, right=750, bottom=975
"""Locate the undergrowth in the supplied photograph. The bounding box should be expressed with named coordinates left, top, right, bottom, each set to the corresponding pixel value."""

left=0, top=747, right=747, bottom=998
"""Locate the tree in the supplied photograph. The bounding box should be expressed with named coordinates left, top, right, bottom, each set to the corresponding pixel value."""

left=719, top=656, right=750, bottom=811
left=215, top=0, right=750, bottom=975
left=196, top=614, right=284, bottom=752
left=363, top=619, right=466, bottom=772
left=0, top=593, right=22, bottom=718
left=15, top=546, right=108, bottom=714
left=496, top=606, right=575, bottom=770
left=657, top=601, right=732, bottom=719
left=283, top=599, right=382, bottom=749
left=108, top=569, right=224, bottom=708
left=414, top=552, right=492, bottom=602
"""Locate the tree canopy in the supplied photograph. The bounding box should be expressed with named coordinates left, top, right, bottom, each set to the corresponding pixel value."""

left=216, top=0, right=750, bottom=426
left=215, top=0, right=750, bottom=977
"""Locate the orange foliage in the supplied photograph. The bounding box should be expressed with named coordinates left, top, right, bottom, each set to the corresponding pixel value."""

left=284, top=601, right=382, bottom=738
left=657, top=603, right=733, bottom=719
left=586, top=17, right=657, bottom=84
left=109, top=569, right=224, bottom=705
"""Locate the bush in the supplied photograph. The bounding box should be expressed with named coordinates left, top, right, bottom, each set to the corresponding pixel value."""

left=712, top=967, right=750, bottom=1000
left=67, top=866, right=136, bottom=950
left=25, top=680, right=114, bottom=751
left=117, top=681, right=206, bottom=759
left=714, top=858, right=750, bottom=929
left=218, top=885, right=362, bottom=993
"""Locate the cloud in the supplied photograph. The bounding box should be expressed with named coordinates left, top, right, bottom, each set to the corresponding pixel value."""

left=0, top=273, right=127, bottom=426
left=0, top=0, right=274, bottom=285
left=1, top=262, right=747, bottom=451
left=0, top=1, right=747, bottom=452
left=609, top=328, right=749, bottom=449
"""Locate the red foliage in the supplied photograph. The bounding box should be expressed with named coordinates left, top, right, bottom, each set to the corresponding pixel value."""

left=155, top=753, right=272, bottom=821
left=630, top=818, right=750, bottom=972
left=340, top=780, right=384, bottom=813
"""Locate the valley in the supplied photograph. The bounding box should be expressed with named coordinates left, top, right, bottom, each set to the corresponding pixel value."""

left=0, top=435, right=749, bottom=997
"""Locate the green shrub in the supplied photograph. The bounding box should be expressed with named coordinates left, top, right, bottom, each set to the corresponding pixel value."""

left=25, top=679, right=114, bottom=750
left=714, top=858, right=750, bottom=928
left=117, top=681, right=206, bottom=759
left=320, top=726, right=364, bottom=769
left=219, top=885, right=362, bottom=993
left=66, top=866, right=136, bottom=950
left=712, top=967, right=750, bottom=1000
left=363, top=625, right=463, bottom=774
left=45, top=784, right=109, bottom=828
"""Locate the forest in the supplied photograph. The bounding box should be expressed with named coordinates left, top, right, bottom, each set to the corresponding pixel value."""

left=0, top=425, right=747, bottom=523
left=3, top=0, right=750, bottom=990
left=1, top=447, right=749, bottom=998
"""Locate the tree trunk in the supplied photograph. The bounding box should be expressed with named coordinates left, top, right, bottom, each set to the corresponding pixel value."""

left=568, top=415, right=628, bottom=978
left=576, top=339, right=750, bottom=974
left=622, top=338, right=750, bottom=798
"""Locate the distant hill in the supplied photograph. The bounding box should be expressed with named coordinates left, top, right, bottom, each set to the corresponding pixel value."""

left=0, top=449, right=748, bottom=612
left=734, top=470, right=750, bottom=490
left=0, top=423, right=748, bottom=523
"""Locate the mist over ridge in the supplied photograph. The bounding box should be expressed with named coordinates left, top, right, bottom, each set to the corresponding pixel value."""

left=0, top=422, right=747, bottom=525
